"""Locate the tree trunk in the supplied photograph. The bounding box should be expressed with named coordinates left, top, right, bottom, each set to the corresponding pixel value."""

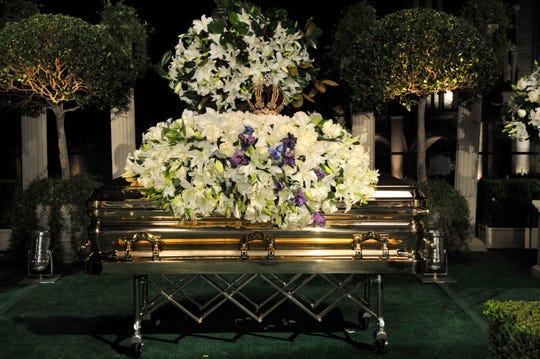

left=50, top=103, right=71, bottom=179
left=416, top=97, right=427, bottom=183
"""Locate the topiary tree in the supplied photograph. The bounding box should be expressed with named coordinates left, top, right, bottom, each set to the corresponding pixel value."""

left=0, top=7, right=149, bottom=179
left=329, top=5, right=499, bottom=180
left=99, top=0, right=149, bottom=100
left=460, top=0, right=514, bottom=90
left=0, top=0, right=40, bottom=114
left=375, top=8, right=498, bottom=182
left=328, top=0, right=383, bottom=114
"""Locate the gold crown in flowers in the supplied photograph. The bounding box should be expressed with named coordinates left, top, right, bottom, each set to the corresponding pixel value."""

left=248, top=84, right=286, bottom=114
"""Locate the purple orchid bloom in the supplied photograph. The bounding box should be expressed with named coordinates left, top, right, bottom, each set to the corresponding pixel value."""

left=230, top=149, right=249, bottom=168
left=314, top=168, right=327, bottom=181
left=281, top=133, right=297, bottom=150
left=311, top=211, right=326, bottom=226
left=291, top=188, right=308, bottom=207
left=282, top=150, right=296, bottom=167
left=238, top=126, right=257, bottom=150
left=274, top=180, right=285, bottom=193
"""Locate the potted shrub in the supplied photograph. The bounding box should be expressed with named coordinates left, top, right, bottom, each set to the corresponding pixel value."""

left=6, top=175, right=101, bottom=268
left=418, top=178, right=471, bottom=252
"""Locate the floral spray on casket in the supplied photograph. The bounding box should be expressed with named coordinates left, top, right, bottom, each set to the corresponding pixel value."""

left=123, top=0, right=379, bottom=229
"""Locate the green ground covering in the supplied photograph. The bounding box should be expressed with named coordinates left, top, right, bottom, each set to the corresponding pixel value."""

left=0, top=250, right=539, bottom=359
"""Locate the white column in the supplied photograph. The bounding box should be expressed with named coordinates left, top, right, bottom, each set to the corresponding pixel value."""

left=390, top=115, right=406, bottom=178
left=21, top=111, right=48, bottom=189
left=454, top=97, right=482, bottom=226
left=351, top=112, right=375, bottom=170
left=454, top=97, right=488, bottom=252
left=111, top=92, right=136, bottom=179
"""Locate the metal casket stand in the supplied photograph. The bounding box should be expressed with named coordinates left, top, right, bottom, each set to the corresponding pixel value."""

left=83, top=174, right=436, bottom=357
left=126, top=264, right=395, bottom=357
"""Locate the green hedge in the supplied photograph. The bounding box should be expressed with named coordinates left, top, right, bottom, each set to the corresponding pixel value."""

left=477, top=178, right=540, bottom=227
left=484, top=300, right=540, bottom=359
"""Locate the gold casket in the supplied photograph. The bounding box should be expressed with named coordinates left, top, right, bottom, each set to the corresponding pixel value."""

left=83, top=173, right=439, bottom=356
left=84, top=174, right=432, bottom=273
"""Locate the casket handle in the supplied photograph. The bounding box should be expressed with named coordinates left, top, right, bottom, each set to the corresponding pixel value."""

left=353, top=231, right=389, bottom=260
left=125, top=232, right=161, bottom=261
left=240, top=231, right=275, bottom=260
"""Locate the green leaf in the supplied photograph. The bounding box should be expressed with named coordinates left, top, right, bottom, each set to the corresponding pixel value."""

left=228, top=11, right=240, bottom=26
left=208, top=20, right=226, bottom=34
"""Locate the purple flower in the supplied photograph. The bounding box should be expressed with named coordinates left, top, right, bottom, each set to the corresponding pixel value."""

left=238, top=126, right=257, bottom=150
left=281, top=133, right=297, bottom=150
left=291, top=188, right=308, bottom=207
left=314, top=168, right=327, bottom=181
left=242, top=125, right=254, bottom=135
left=282, top=150, right=296, bottom=167
left=230, top=150, right=249, bottom=167
left=311, top=211, right=326, bottom=226
left=269, top=144, right=284, bottom=161
left=270, top=140, right=295, bottom=168
left=274, top=180, right=284, bottom=193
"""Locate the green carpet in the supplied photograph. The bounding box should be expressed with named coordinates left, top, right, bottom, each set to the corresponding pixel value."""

left=0, top=250, right=539, bottom=359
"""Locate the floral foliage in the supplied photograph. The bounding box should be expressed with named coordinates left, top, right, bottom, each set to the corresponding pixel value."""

left=123, top=110, right=378, bottom=229
left=165, top=1, right=321, bottom=112
left=504, top=62, right=540, bottom=141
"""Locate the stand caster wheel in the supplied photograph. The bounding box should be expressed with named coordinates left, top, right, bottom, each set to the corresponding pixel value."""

left=132, top=343, right=142, bottom=358
left=373, top=328, right=387, bottom=354
left=374, top=338, right=386, bottom=354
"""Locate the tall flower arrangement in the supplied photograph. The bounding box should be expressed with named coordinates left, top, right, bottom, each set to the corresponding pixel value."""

left=124, top=0, right=378, bottom=229
left=124, top=110, right=378, bottom=229
left=503, top=62, right=540, bottom=141
left=163, top=0, right=328, bottom=112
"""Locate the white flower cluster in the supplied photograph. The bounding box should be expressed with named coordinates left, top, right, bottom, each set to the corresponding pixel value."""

left=124, top=110, right=378, bottom=229
left=504, top=63, right=540, bottom=141
left=167, top=8, right=315, bottom=112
